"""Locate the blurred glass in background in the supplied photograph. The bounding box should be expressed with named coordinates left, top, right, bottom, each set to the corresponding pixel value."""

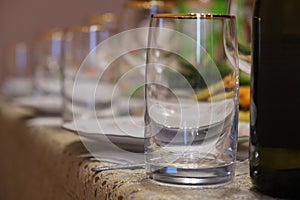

left=33, top=28, right=64, bottom=97
left=1, top=42, right=33, bottom=98
left=110, top=0, right=232, bottom=117
left=230, top=0, right=254, bottom=75
left=230, top=0, right=254, bottom=122
left=118, top=0, right=231, bottom=74
left=61, top=24, right=119, bottom=122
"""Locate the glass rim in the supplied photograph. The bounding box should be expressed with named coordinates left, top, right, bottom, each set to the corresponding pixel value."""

left=125, top=0, right=175, bottom=10
left=80, top=24, right=102, bottom=33
left=63, top=24, right=104, bottom=35
left=87, top=12, right=119, bottom=24
left=38, top=28, right=64, bottom=41
left=152, top=13, right=236, bottom=20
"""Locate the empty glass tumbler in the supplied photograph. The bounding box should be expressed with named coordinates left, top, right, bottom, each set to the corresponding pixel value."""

left=144, top=13, right=239, bottom=185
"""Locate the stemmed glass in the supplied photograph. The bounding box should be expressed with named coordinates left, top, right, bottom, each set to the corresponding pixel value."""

left=229, top=0, right=254, bottom=122
left=144, top=13, right=239, bottom=185
left=230, top=0, right=254, bottom=74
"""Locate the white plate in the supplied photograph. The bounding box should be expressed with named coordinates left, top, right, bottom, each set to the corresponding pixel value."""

left=68, top=81, right=120, bottom=104
left=13, top=95, right=62, bottom=114
left=238, top=121, right=250, bottom=143
left=62, top=116, right=145, bottom=152
left=62, top=116, right=249, bottom=153
left=26, top=117, right=62, bottom=127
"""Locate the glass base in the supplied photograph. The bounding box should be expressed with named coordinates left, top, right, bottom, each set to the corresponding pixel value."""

left=147, top=162, right=235, bottom=185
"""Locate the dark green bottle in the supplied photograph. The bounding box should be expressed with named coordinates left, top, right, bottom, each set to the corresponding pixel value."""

left=250, top=0, right=300, bottom=198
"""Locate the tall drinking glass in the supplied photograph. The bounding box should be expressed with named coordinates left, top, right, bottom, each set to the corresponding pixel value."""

left=33, top=29, right=64, bottom=97
left=62, top=25, right=118, bottom=122
left=145, top=13, right=239, bottom=185
left=1, top=42, right=33, bottom=98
